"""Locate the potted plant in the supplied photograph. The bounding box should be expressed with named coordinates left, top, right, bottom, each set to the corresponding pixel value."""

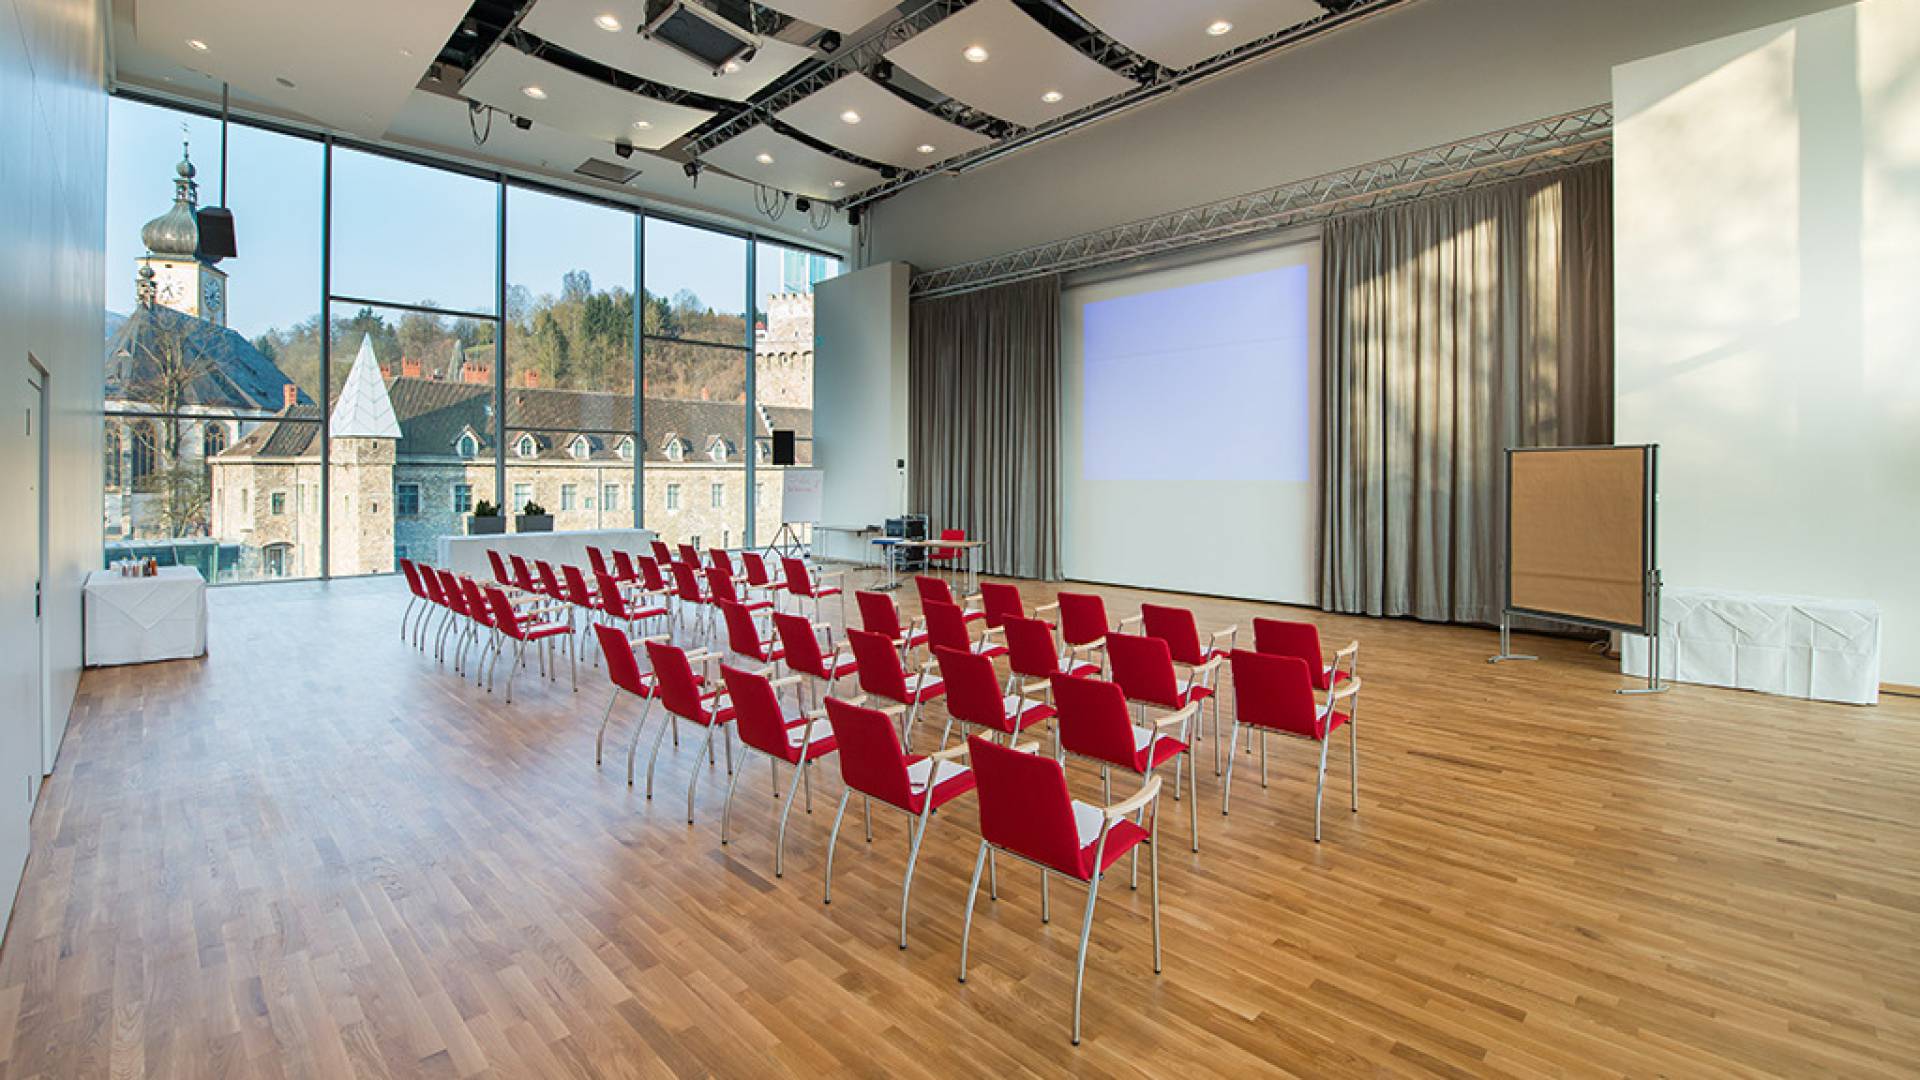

left=515, top=500, right=553, bottom=533
left=468, top=499, right=506, bottom=535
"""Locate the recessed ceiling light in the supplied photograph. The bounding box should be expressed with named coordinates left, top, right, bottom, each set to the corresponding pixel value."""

left=276, top=76, right=296, bottom=89
left=1206, top=20, right=1233, bottom=36
left=632, top=119, right=652, bottom=130
left=186, top=38, right=209, bottom=51
left=963, top=44, right=989, bottom=63
left=755, top=152, right=774, bottom=164
left=522, top=85, right=547, bottom=100
left=723, top=60, right=742, bottom=73
left=593, top=14, right=621, bottom=32
left=1041, top=90, right=1063, bottom=103
left=831, top=180, right=846, bottom=188
left=916, top=143, right=935, bottom=154
left=840, top=109, right=861, bottom=124
left=399, top=47, right=414, bottom=58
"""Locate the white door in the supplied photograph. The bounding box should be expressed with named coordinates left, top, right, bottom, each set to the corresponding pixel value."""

left=26, top=374, right=46, bottom=780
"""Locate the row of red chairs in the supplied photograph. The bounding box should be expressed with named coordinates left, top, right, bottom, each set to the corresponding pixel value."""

left=398, top=557, right=579, bottom=701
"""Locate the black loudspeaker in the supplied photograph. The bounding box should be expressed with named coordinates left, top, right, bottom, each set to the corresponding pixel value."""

left=771, top=428, right=796, bottom=465
left=196, top=207, right=237, bottom=261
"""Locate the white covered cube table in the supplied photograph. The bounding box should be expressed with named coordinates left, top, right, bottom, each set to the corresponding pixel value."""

left=84, top=566, right=209, bottom=666
left=1622, top=587, right=1881, bottom=705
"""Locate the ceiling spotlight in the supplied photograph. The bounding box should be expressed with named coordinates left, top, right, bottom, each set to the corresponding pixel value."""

left=512, top=114, right=533, bottom=130
left=613, top=138, right=634, bottom=159
left=963, top=44, right=989, bottom=63
left=848, top=207, right=862, bottom=226
left=755, top=152, right=774, bottom=164
left=723, top=60, right=742, bottom=74
left=522, top=85, right=547, bottom=100
left=1041, top=89, right=1063, bottom=103
left=916, top=143, right=935, bottom=154
left=840, top=109, right=861, bottom=124
left=683, top=160, right=702, bottom=178
left=1206, top=20, right=1233, bottom=36
left=871, top=59, right=893, bottom=83
left=818, top=30, right=842, bottom=53
left=879, top=166, right=898, bottom=180
left=186, top=38, right=209, bottom=51
left=633, top=119, right=653, bottom=130
left=594, top=14, right=621, bottom=32
left=400, top=47, right=415, bottom=58
left=795, top=197, right=811, bottom=212
left=831, top=179, right=846, bottom=188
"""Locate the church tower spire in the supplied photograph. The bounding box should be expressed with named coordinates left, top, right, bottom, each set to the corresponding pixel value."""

left=136, top=140, right=228, bottom=325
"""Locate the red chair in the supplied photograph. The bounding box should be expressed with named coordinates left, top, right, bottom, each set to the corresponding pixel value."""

left=1053, top=673, right=1198, bottom=855
left=560, top=563, right=600, bottom=617
left=676, top=542, right=703, bottom=571
left=1036, top=591, right=1140, bottom=673
left=1141, top=603, right=1235, bottom=770
left=669, top=560, right=718, bottom=639
left=720, top=664, right=836, bottom=877
left=925, top=527, right=967, bottom=580
left=485, top=549, right=514, bottom=589
left=1105, top=633, right=1217, bottom=803
left=821, top=696, right=976, bottom=948
left=924, top=600, right=1006, bottom=662
left=509, top=554, right=540, bottom=596
left=979, top=581, right=1036, bottom=630
left=597, top=570, right=667, bottom=639
left=740, top=550, right=788, bottom=608
left=707, top=547, right=737, bottom=579
left=413, top=566, right=446, bottom=650
left=639, top=639, right=736, bottom=821
left=719, top=599, right=784, bottom=669
left=1252, top=617, right=1359, bottom=691
left=914, top=575, right=983, bottom=625
left=774, top=611, right=858, bottom=708
left=456, top=576, right=498, bottom=682
left=706, top=565, right=771, bottom=620
left=856, top=589, right=927, bottom=662
left=431, top=568, right=471, bottom=667
left=846, top=628, right=945, bottom=746
left=591, top=621, right=669, bottom=768
left=398, top=557, right=428, bottom=642
left=482, top=585, right=575, bottom=703
left=1003, top=616, right=1101, bottom=696
left=933, top=646, right=1053, bottom=751
left=781, top=557, right=846, bottom=626
left=957, top=737, right=1162, bottom=1045
left=586, top=545, right=613, bottom=583
left=634, top=555, right=671, bottom=602
left=1224, top=650, right=1362, bottom=841
left=650, top=539, right=677, bottom=570
left=611, top=548, right=641, bottom=584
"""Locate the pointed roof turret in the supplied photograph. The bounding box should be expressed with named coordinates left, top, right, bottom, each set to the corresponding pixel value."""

left=329, top=336, right=402, bottom=439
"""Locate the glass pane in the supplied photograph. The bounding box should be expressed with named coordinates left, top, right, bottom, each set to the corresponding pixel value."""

left=643, top=343, right=745, bottom=549
left=505, top=186, right=636, bottom=428
left=751, top=241, right=837, bottom=544
left=504, top=430, right=635, bottom=531
left=643, top=217, right=746, bottom=346
left=330, top=146, right=497, bottom=315
left=105, top=413, right=324, bottom=582
left=325, top=302, right=499, bottom=575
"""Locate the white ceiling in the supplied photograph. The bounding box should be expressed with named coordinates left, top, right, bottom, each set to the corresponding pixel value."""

left=776, top=74, right=992, bottom=169
left=129, top=0, right=469, bottom=139
left=758, top=0, right=903, bottom=35
left=886, top=0, right=1137, bottom=128
left=699, top=125, right=885, bottom=201
left=461, top=47, right=713, bottom=151
left=1068, top=0, right=1327, bottom=70
left=520, top=0, right=816, bottom=103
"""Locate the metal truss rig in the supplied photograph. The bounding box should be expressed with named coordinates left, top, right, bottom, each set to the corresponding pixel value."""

left=909, top=104, right=1615, bottom=300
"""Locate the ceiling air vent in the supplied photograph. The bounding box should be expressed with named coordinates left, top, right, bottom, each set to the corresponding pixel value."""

left=643, top=1, right=758, bottom=74
left=576, top=158, right=642, bottom=183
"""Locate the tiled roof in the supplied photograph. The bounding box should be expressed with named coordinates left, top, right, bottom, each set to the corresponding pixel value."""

left=105, top=304, right=309, bottom=413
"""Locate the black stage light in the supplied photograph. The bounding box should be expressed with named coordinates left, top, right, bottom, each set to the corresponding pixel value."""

left=512, top=114, right=532, bottom=130
left=879, top=165, right=898, bottom=180
left=614, top=138, right=634, bottom=159
left=848, top=207, right=862, bottom=226
left=871, top=59, right=893, bottom=84
left=795, top=197, right=811, bottom=212
left=818, top=30, right=842, bottom=53
left=683, top=160, right=702, bottom=178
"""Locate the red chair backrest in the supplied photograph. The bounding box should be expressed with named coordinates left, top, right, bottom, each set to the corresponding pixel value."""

left=1052, top=675, right=1140, bottom=769
left=637, top=555, right=668, bottom=593
left=824, top=696, right=916, bottom=810
left=848, top=628, right=910, bottom=704
left=1252, top=618, right=1333, bottom=690
left=773, top=611, right=830, bottom=678
left=914, top=575, right=958, bottom=609
left=1003, top=616, right=1063, bottom=679
left=420, top=566, right=447, bottom=606
left=485, top=586, right=524, bottom=638
left=742, top=550, right=777, bottom=587
left=594, top=622, right=649, bottom=697
left=460, top=577, right=495, bottom=629
left=968, top=737, right=1088, bottom=878
left=856, top=590, right=906, bottom=641
left=1106, top=632, right=1182, bottom=710
left=643, top=639, right=710, bottom=722
left=486, top=549, right=513, bottom=586
left=438, top=570, right=469, bottom=617
left=979, top=581, right=1024, bottom=629
left=922, top=601, right=973, bottom=654
left=1141, top=603, right=1206, bottom=665
left=720, top=600, right=770, bottom=661
left=399, top=558, right=425, bottom=598
left=586, top=546, right=610, bottom=578
left=722, top=664, right=790, bottom=758
left=677, top=543, right=701, bottom=569
left=612, top=549, right=638, bottom=581
left=781, top=557, right=816, bottom=597
left=651, top=540, right=675, bottom=567
left=707, top=548, right=731, bottom=577
left=1229, top=649, right=1323, bottom=738
left=510, top=554, right=536, bottom=593
left=935, top=646, right=1008, bottom=733
left=707, top=565, right=743, bottom=606
left=537, top=560, right=565, bottom=600
left=1056, top=592, right=1111, bottom=648
left=932, top=528, right=965, bottom=560
left=670, top=561, right=706, bottom=604
left=596, top=571, right=630, bottom=620
left=561, top=564, right=595, bottom=607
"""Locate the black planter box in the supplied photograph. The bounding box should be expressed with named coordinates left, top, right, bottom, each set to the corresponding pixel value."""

left=467, top=515, right=506, bottom=535
left=515, top=514, right=554, bottom=533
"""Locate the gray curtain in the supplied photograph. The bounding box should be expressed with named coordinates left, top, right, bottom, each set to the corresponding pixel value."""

left=908, top=276, right=1062, bottom=580
left=1322, top=162, right=1613, bottom=623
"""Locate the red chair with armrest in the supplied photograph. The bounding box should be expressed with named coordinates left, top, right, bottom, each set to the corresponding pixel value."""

left=720, top=664, right=836, bottom=876
left=1036, top=591, right=1141, bottom=674
left=856, top=589, right=928, bottom=662
left=772, top=610, right=858, bottom=709
left=1224, top=649, right=1362, bottom=841
left=846, top=628, right=946, bottom=748
left=932, top=646, right=1054, bottom=752
left=638, top=639, right=736, bottom=822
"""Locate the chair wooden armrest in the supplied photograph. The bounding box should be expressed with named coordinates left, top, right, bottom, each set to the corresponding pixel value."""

left=1103, top=775, right=1164, bottom=821
left=626, top=632, right=672, bottom=648
left=1020, top=679, right=1052, bottom=697
left=1329, top=676, right=1361, bottom=702
left=1010, top=739, right=1042, bottom=755
left=1114, top=613, right=1143, bottom=633
left=1209, top=625, right=1240, bottom=649
left=1153, top=701, right=1201, bottom=731
left=833, top=693, right=869, bottom=709
left=875, top=701, right=907, bottom=717
left=1193, top=655, right=1227, bottom=677
left=1033, top=602, right=1060, bottom=617
left=802, top=707, right=829, bottom=720
left=1067, top=639, right=1105, bottom=657
left=981, top=625, right=1005, bottom=642
left=769, top=673, right=805, bottom=689
left=929, top=742, right=971, bottom=761
left=918, top=658, right=941, bottom=675
left=817, top=569, right=847, bottom=587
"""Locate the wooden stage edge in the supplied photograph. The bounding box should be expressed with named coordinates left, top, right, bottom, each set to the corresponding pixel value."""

left=5, top=569, right=1917, bottom=1078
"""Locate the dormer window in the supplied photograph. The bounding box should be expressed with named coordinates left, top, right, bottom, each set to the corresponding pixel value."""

left=455, top=429, right=479, bottom=459
left=569, top=435, right=592, bottom=460
left=663, top=435, right=687, bottom=462
left=707, top=437, right=731, bottom=464
left=516, top=433, right=538, bottom=459
left=617, top=436, right=634, bottom=461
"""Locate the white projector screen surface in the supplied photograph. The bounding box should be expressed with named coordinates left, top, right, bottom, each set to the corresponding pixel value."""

left=1064, top=241, right=1320, bottom=602
left=1613, top=0, right=1920, bottom=685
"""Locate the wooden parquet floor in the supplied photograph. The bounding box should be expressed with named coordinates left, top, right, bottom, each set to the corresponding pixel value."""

left=2, top=569, right=1917, bottom=1079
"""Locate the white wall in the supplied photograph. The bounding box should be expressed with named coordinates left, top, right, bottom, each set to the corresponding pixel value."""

left=813, top=261, right=911, bottom=561
left=865, top=0, right=1855, bottom=274
left=1613, top=0, right=1920, bottom=685
left=0, top=0, right=109, bottom=925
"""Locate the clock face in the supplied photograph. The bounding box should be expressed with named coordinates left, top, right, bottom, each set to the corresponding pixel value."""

left=201, top=276, right=224, bottom=318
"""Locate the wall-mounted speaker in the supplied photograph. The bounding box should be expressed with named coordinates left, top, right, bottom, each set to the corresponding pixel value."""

left=771, top=428, right=796, bottom=466
left=196, top=207, right=237, bottom=261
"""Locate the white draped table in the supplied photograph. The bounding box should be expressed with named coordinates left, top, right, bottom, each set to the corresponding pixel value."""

left=1622, top=587, right=1881, bottom=704
left=84, top=566, right=208, bottom=666
left=434, top=527, right=656, bottom=579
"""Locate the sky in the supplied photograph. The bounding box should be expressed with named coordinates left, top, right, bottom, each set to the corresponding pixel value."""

left=106, top=97, right=839, bottom=342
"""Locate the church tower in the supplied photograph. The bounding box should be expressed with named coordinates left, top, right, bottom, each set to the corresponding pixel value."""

left=137, top=143, right=228, bottom=326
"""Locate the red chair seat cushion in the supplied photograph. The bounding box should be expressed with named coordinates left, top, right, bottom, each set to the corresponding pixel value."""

left=904, top=756, right=975, bottom=812
left=1132, top=729, right=1189, bottom=771
left=1069, top=802, right=1151, bottom=876
left=1002, top=696, right=1055, bottom=731
left=520, top=622, right=570, bottom=640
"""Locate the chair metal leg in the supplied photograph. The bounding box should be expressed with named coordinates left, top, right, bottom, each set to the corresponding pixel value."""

left=1187, top=753, right=1200, bottom=852
left=1072, top=871, right=1104, bottom=1045
left=898, top=810, right=933, bottom=948
left=774, top=755, right=806, bottom=877
left=1150, top=836, right=1162, bottom=974
left=505, top=641, right=524, bottom=703
left=956, top=841, right=990, bottom=982
left=1314, top=737, right=1330, bottom=842
left=720, top=750, right=748, bottom=847
left=802, top=756, right=814, bottom=812
left=823, top=790, right=850, bottom=904
left=641, top=706, right=675, bottom=795
left=1040, top=870, right=1050, bottom=923
left=622, top=698, right=655, bottom=785
left=594, top=691, right=619, bottom=765
left=400, top=597, right=414, bottom=642
left=687, top=724, right=719, bottom=823
left=1260, top=732, right=1269, bottom=787
left=1349, top=700, right=1360, bottom=812
left=1222, top=721, right=1241, bottom=815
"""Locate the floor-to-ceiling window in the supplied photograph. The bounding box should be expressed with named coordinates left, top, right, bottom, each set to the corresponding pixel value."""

left=102, top=93, right=841, bottom=580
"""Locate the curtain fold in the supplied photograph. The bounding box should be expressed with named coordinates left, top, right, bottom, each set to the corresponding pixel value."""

left=908, top=276, right=1062, bottom=580
left=1322, top=162, right=1613, bottom=624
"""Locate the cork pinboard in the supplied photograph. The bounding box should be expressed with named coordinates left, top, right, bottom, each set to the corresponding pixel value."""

left=1505, top=446, right=1654, bottom=633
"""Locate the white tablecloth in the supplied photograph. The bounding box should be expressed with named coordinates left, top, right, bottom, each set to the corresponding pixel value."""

left=1621, top=587, right=1881, bottom=704
left=84, top=567, right=208, bottom=666
left=434, top=528, right=656, bottom=579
